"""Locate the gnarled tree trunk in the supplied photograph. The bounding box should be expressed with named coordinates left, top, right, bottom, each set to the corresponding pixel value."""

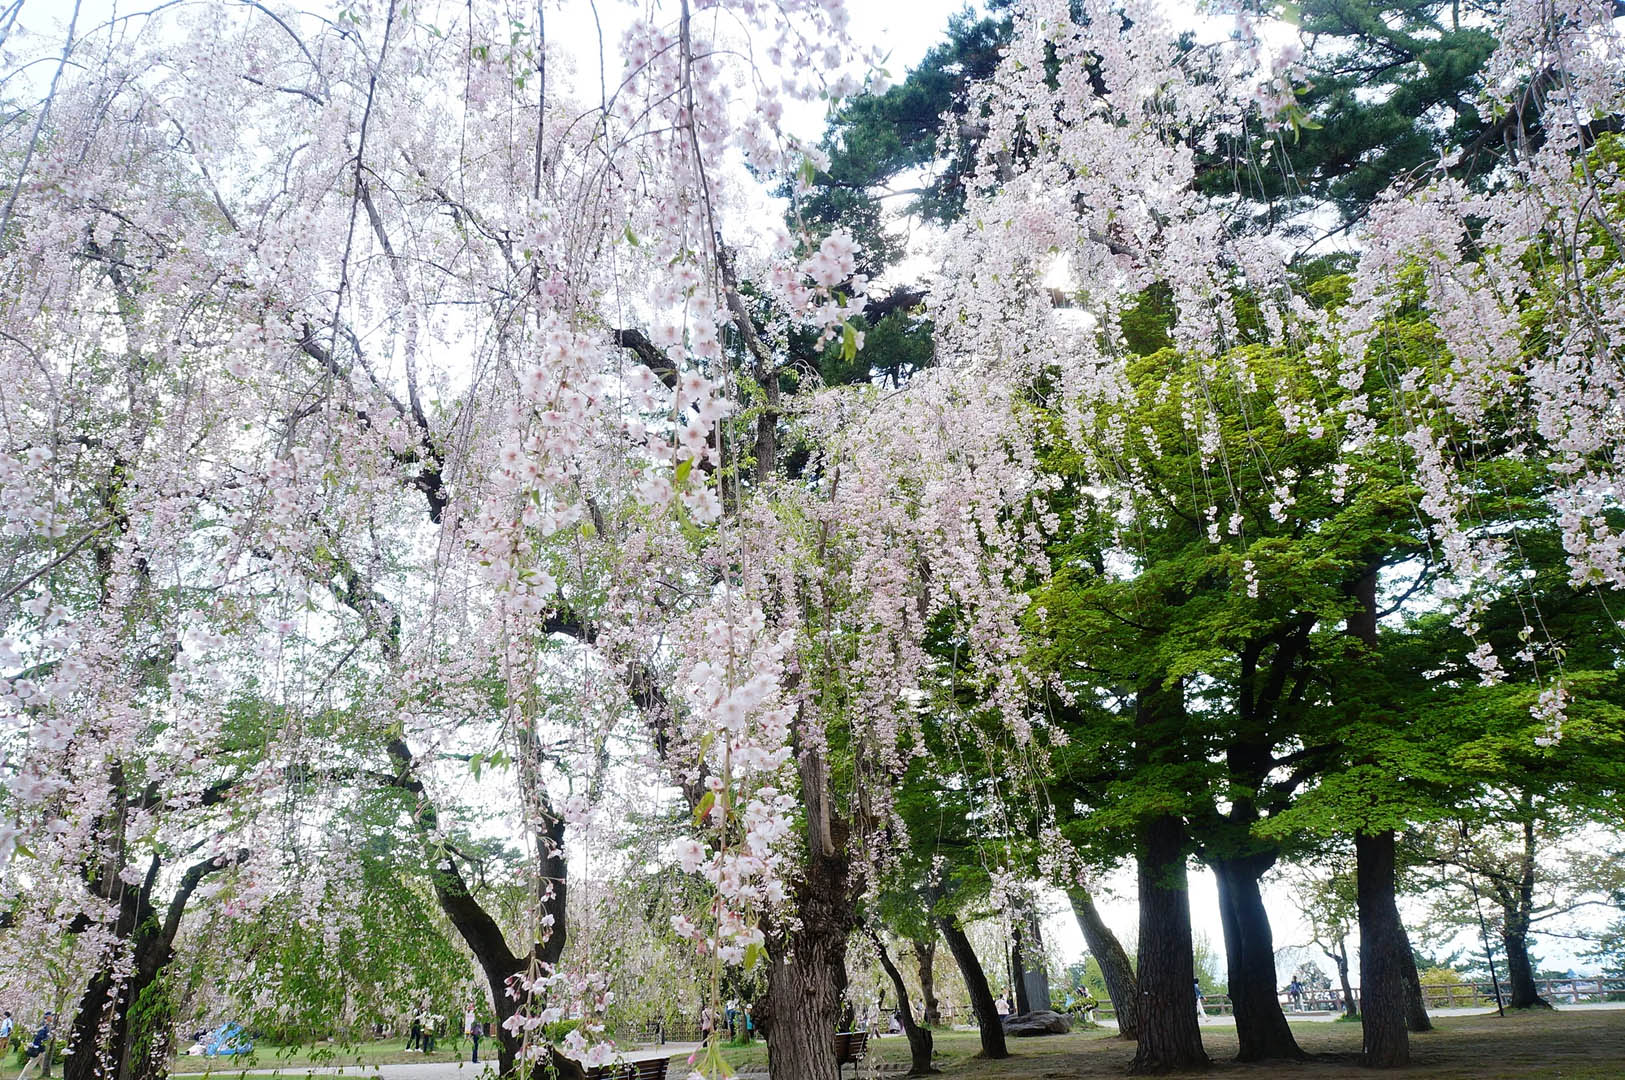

left=1211, top=855, right=1303, bottom=1061
left=390, top=738, right=570, bottom=1079
left=64, top=958, right=167, bottom=1080
left=758, top=835, right=856, bottom=1080
left=1130, top=814, right=1207, bottom=1073
left=1356, top=830, right=1410, bottom=1067
left=1066, top=888, right=1139, bottom=1040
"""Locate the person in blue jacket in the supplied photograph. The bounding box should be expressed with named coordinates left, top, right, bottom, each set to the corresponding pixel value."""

left=17, top=1012, right=56, bottom=1080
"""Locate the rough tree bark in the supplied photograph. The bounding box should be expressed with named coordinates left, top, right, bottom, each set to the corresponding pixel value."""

left=1024, top=911, right=1052, bottom=1011
left=1356, top=830, right=1411, bottom=1067
left=868, top=928, right=938, bottom=1075
left=937, top=914, right=1009, bottom=1059
left=62, top=827, right=241, bottom=1080
left=758, top=833, right=857, bottom=1080
left=913, top=938, right=941, bottom=1025
left=1211, top=854, right=1303, bottom=1061
left=1130, top=814, right=1208, bottom=1074
left=755, top=741, right=862, bottom=1080
left=1066, top=888, right=1140, bottom=1040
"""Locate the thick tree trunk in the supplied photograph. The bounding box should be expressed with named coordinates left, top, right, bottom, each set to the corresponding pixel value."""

left=869, top=930, right=938, bottom=1075
left=63, top=850, right=235, bottom=1080
left=759, top=833, right=856, bottom=1080
left=63, top=963, right=166, bottom=1080
left=937, top=915, right=1009, bottom=1059
left=1356, top=831, right=1410, bottom=1067
left=1010, top=921, right=1032, bottom=1015
left=1066, top=888, right=1139, bottom=1040
left=1502, top=923, right=1551, bottom=1009
left=64, top=927, right=177, bottom=1080
left=1502, top=817, right=1551, bottom=1010
left=1211, top=856, right=1303, bottom=1061
left=913, top=938, right=941, bottom=1026
left=1130, top=814, right=1207, bottom=1074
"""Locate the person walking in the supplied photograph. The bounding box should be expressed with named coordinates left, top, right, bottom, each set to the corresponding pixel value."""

left=1194, top=980, right=1206, bottom=1021
left=17, top=1013, right=55, bottom=1080
left=407, top=1013, right=423, bottom=1052
left=1, top=1010, right=14, bottom=1056
left=463, top=1004, right=481, bottom=1064
left=1287, top=977, right=1304, bottom=1012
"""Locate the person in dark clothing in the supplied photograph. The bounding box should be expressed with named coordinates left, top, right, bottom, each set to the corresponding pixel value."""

left=18, top=1013, right=56, bottom=1080
left=407, top=1015, right=422, bottom=1051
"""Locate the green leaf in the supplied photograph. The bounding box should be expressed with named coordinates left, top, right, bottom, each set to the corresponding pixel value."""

left=841, top=322, right=859, bottom=364
left=693, top=790, right=716, bottom=825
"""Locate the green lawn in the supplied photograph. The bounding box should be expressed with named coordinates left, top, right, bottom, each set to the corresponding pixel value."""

left=1, top=1037, right=482, bottom=1080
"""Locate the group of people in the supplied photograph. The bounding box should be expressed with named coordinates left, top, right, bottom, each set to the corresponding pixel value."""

left=404, top=1011, right=439, bottom=1055
left=3, top=1010, right=59, bottom=1079
left=404, top=1003, right=489, bottom=1063
left=725, top=999, right=756, bottom=1041
left=1280, top=977, right=1343, bottom=1012
left=836, top=995, right=901, bottom=1036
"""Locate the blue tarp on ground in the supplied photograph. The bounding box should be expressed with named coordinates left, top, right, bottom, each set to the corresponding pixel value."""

left=203, top=1023, right=253, bottom=1056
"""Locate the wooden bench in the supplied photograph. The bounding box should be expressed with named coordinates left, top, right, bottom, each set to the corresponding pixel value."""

left=834, top=1030, right=869, bottom=1078
left=586, top=1058, right=669, bottom=1079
